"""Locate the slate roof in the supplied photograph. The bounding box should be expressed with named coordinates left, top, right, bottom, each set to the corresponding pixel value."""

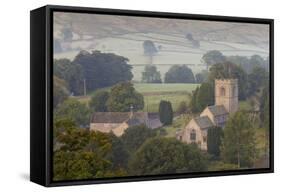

left=194, top=116, right=214, bottom=129
left=207, top=105, right=228, bottom=116
left=91, top=112, right=148, bottom=124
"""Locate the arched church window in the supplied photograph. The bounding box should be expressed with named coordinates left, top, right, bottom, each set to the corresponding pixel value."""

left=220, top=87, right=226, bottom=96
left=190, top=129, right=196, bottom=141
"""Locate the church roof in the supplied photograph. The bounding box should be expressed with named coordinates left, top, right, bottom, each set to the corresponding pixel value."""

left=194, top=116, right=213, bottom=129
left=207, top=105, right=228, bottom=116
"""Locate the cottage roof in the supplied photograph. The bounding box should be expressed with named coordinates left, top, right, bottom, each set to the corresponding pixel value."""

left=207, top=105, right=228, bottom=116
left=91, top=112, right=148, bottom=124
left=194, top=116, right=213, bottom=129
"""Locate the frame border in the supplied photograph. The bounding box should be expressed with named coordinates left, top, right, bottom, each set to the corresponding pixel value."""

left=34, top=4, right=274, bottom=187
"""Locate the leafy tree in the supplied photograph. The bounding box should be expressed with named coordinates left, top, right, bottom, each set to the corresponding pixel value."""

left=106, top=82, right=144, bottom=112
left=54, top=58, right=84, bottom=95
left=164, top=65, right=195, bottom=83
left=177, top=101, right=188, bottom=114
left=129, top=137, right=207, bottom=175
left=55, top=99, right=91, bottom=128
left=248, top=66, right=269, bottom=94
left=121, top=125, right=156, bottom=153
left=207, top=126, right=223, bottom=157
left=53, top=119, right=127, bottom=181
left=189, top=82, right=214, bottom=113
left=61, top=27, right=73, bottom=41
left=142, top=65, right=162, bottom=83
left=189, top=86, right=200, bottom=113
left=89, top=90, right=109, bottom=112
left=195, top=82, right=214, bottom=111
left=159, top=100, right=173, bottom=125
left=108, top=134, right=129, bottom=169
left=260, top=86, right=270, bottom=129
left=202, top=50, right=226, bottom=69
left=143, top=40, right=158, bottom=64
left=221, top=111, right=257, bottom=168
left=73, top=50, right=133, bottom=92
left=195, top=70, right=208, bottom=83
left=53, top=76, right=69, bottom=108
left=208, top=61, right=248, bottom=100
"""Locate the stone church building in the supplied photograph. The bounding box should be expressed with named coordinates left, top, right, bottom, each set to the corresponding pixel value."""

left=177, top=79, right=238, bottom=150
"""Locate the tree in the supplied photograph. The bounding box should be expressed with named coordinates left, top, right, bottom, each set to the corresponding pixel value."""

left=55, top=99, right=91, bottom=128
left=189, top=82, right=214, bottom=113
left=129, top=137, right=207, bottom=175
left=177, top=101, right=188, bottom=114
left=121, top=125, right=156, bottom=153
left=207, top=126, right=223, bottom=157
left=53, top=119, right=127, bottom=181
left=195, top=82, right=214, bottom=111
left=260, top=86, right=270, bottom=129
left=142, top=65, right=162, bottom=83
left=159, top=100, right=173, bottom=125
left=89, top=90, right=109, bottom=112
left=202, top=50, right=226, bottom=69
left=54, top=59, right=84, bottom=95
left=143, top=40, right=158, bottom=64
left=221, top=111, right=257, bottom=168
left=248, top=66, right=269, bottom=94
left=53, top=76, right=69, bottom=108
left=106, top=82, right=144, bottom=112
left=164, top=65, right=195, bottom=83
left=73, top=50, right=133, bottom=92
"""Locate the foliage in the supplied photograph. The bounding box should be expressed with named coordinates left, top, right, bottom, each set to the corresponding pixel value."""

left=195, top=70, right=208, bottom=83
left=177, top=101, right=188, bottom=114
left=260, top=86, right=270, bottom=129
left=143, top=40, right=158, bottom=64
left=189, top=82, right=214, bottom=113
left=208, top=161, right=239, bottom=171
left=202, top=50, right=226, bottom=69
left=159, top=100, right=173, bottom=125
left=106, top=82, right=144, bottom=112
left=54, top=58, right=84, bottom=95
left=128, top=137, right=208, bottom=175
left=164, top=65, right=195, bottom=83
left=121, top=125, right=156, bottom=153
left=221, top=111, right=257, bottom=168
left=89, top=90, right=109, bottom=112
left=248, top=66, right=269, bottom=94
left=142, top=65, right=162, bottom=83
left=207, top=126, right=223, bottom=157
left=73, top=50, right=133, bottom=92
left=53, top=118, right=127, bottom=181
left=55, top=99, right=91, bottom=128
left=53, top=76, right=69, bottom=108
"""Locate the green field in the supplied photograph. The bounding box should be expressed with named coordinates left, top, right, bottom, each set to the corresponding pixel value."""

left=134, top=83, right=199, bottom=112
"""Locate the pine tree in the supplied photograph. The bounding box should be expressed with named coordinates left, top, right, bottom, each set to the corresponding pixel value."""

left=159, top=100, right=173, bottom=125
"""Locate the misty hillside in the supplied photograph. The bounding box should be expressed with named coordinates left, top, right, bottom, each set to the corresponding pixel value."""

left=53, top=12, right=269, bottom=80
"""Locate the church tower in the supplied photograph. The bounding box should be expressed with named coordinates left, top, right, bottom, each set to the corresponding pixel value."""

left=215, top=79, right=238, bottom=114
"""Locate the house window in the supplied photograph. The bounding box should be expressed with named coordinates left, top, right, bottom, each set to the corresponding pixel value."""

left=190, top=129, right=196, bottom=141
left=203, top=136, right=207, bottom=143
left=220, top=87, right=226, bottom=96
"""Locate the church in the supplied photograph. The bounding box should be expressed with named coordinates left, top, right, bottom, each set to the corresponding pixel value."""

left=177, top=79, right=239, bottom=150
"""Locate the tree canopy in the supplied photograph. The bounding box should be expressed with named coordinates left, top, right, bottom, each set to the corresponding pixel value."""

left=73, top=50, right=133, bottom=92
left=129, top=137, right=207, bottom=175
left=221, top=111, right=257, bottom=168
left=164, top=65, right=195, bottom=83
left=89, top=90, right=110, bottom=112
left=106, top=82, right=144, bottom=112
left=142, top=65, right=162, bottom=83
left=159, top=100, right=173, bottom=125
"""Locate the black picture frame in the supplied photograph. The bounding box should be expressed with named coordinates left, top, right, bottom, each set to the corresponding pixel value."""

left=30, top=5, right=274, bottom=187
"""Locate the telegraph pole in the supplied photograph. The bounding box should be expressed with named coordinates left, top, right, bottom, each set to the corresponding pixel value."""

left=83, top=79, right=87, bottom=96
